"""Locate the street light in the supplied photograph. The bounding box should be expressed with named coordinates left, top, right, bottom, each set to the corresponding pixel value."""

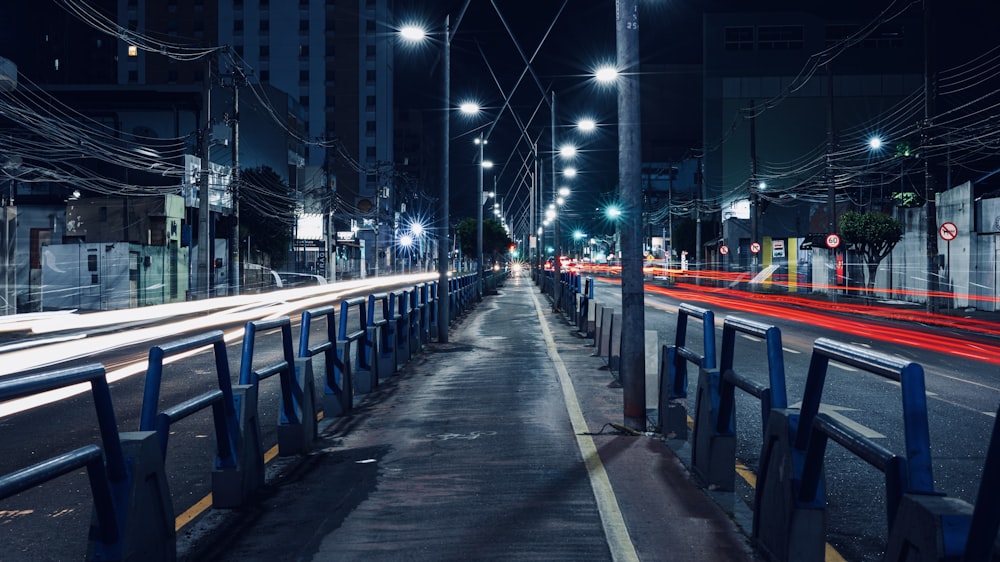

left=399, top=18, right=454, bottom=341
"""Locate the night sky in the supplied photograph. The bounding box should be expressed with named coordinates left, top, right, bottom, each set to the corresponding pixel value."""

left=393, top=0, right=1000, bottom=239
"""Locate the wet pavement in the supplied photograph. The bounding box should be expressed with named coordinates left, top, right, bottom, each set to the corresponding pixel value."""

left=179, top=273, right=758, bottom=561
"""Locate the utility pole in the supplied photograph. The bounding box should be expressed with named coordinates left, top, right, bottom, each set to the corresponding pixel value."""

left=551, top=91, right=562, bottom=311
left=923, top=0, right=939, bottom=312
left=197, top=55, right=213, bottom=300
left=749, top=101, right=759, bottom=278
left=826, top=62, right=838, bottom=301
left=616, top=0, right=646, bottom=431
left=228, top=62, right=241, bottom=296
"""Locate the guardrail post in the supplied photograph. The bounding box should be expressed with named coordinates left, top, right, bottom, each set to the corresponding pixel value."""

left=658, top=303, right=716, bottom=439
left=0, top=364, right=176, bottom=561
left=755, top=338, right=935, bottom=562
left=692, top=317, right=787, bottom=492
left=368, top=293, right=396, bottom=380
left=392, top=290, right=411, bottom=368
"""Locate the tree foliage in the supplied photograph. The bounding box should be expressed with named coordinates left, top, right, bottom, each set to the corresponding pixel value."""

left=455, top=217, right=512, bottom=260
left=239, top=166, right=296, bottom=268
left=839, top=210, right=903, bottom=293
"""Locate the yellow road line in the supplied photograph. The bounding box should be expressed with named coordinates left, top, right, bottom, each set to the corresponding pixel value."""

left=529, top=288, right=639, bottom=562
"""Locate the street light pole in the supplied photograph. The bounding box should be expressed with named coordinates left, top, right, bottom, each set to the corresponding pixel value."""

left=437, top=15, right=452, bottom=342
left=551, top=91, right=562, bottom=311
left=617, top=0, right=646, bottom=431
left=476, top=132, right=485, bottom=300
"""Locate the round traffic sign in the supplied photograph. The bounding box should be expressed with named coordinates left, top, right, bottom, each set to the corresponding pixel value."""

left=750, top=242, right=761, bottom=254
left=939, top=221, right=958, bottom=241
left=719, top=245, right=729, bottom=255
left=826, top=233, right=841, bottom=249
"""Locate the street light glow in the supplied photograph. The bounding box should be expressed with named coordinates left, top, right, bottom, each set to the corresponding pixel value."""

left=577, top=118, right=597, bottom=132
left=563, top=167, right=577, bottom=178
left=410, top=221, right=424, bottom=236
left=606, top=205, right=622, bottom=219
left=558, top=186, right=570, bottom=197
left=460, top=101, right=481, bottom=114
left=482, top=160, right=494, bottom=169
left=868, top=136, right=884, bottom=150
left=559, top=144, right=578, bottom=158
left=399, top=25, right=427, bottom=42
left=594, top=65, right=619, bottom=83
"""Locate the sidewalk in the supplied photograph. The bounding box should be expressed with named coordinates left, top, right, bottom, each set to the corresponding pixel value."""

left=179, top=274, right=757, bottom=561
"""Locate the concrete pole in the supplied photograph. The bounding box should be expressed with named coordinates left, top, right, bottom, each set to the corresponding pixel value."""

left=197, top=55, right=212, bottom=300
left=476, top=132, right=484, bottom=300
left=616, top=0, right=646, bottom=431
left=229, top=66, right=240, bottom=296
left=552, top=91, right=562, bottom=310
left=437, top=15, right=451, bottom=342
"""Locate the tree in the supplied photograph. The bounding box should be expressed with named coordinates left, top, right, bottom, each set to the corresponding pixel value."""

left=239, top=166, right=297, bottom=268
left=839, top=210, right=903, bottom=294
left=455, top=217, right=512, bottom=262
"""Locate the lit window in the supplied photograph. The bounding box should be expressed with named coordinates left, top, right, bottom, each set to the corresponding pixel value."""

left=128, top=45, right=138, bottom=57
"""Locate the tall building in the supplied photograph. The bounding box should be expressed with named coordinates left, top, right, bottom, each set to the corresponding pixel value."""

left=703, top=8, right=922, bottom=274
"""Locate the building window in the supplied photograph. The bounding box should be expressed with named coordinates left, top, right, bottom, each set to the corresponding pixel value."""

left=326, top=43, right=335, bottom=56
left=366, top=69, right=375, bottom=83
left=366, top=95, right=376, bottom=109
left=825, top=25, right=854, bottom=48
left=864, top=23, right=904, bottom=49
left=757, top=26, right=804, bottom=50
left=128, top=70, right=138, bottom=83
left=366, top=146, right=376, bottom=158
left=234, top=19, right=243, bottom=32
left=299, top=44, right=309, bottom=57
left=724, top=27, right=754, bottom=51
left=365, top=45, right=376, bottom=58
left=366, top=121, right=376, bottom=133
left=260, top=70, right=269, bottom=81
left=260, top=20, right=269, bottom=32
left=260, top=45, right=269, bottom=57
left=128, top=45, right=138, bottom=57
left=234, top=45, right=244, bottom=56
left=300, top=19, right=309, bottom=31
left=299, top=69, right=309, bottom=82
left=366, top=19, right=376, bottom=33
left=301, top=95, right=309, bottom=106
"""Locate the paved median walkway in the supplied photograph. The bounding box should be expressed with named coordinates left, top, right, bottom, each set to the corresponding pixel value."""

left=181, top=274, right=757, bottom=561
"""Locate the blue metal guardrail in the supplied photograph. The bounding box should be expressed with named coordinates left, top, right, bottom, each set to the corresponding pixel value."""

left=390, top=290, right=411, bottom=369
left=0, top=277, right=484, bottom=560
left=142, top=330, right=257, bottom=509
left=409, top=285, right=425, bottom=352
left=658, top=303, right=716, bottom=438
left=299, top=304, right=338, bottom=419
left=692, top=316, right=787, bottom=491
left=239, top=317, right=315, bottom=456
left=755, top=337, right=934, bottom=561
left=0, top=364, right=164, bottom=560
left=425, top=280, right=438, bottom=339
left=368, top=292, right=396, bottom=381
left=338, top=296, right=376, bottom=400
left=576, top=276, right=595, bottom=338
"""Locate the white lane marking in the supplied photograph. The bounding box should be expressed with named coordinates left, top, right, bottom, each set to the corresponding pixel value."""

left=529, top=286, right=639, bottom=562
left=831, top=363, right=859, bottom=372
left=789, top=401, right=886, bottom=439
left=883, top=379, right=938, bottom=396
